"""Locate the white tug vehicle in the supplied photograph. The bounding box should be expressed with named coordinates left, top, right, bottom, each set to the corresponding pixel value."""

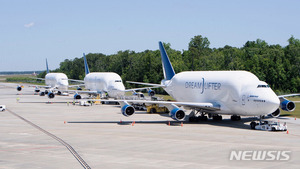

left=250, top=120, right=287, bottom=131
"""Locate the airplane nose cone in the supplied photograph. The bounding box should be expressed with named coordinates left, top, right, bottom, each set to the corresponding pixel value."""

left=265, top=96, right=280, bottom=113
left=58, top=82, right=68, bottom=91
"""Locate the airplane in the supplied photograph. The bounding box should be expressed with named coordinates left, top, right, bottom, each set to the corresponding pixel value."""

left=115, top=41, right=299, bottom=122
left=70, top=53, right=156, bottom=100
left=17, top=59, right=69, bottom=98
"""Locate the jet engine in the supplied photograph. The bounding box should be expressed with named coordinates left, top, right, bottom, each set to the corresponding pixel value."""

left=148, top=89, right=155, bottom=97
left=35, top=88, right=40, bottom=93
left=17, top=85, right=22, bottom=91
left=39, top=92, right=45, bottom=96
left=74, top=93, right=81, bottom=99
left=77, top=87, right=82, bottom=90
left=270, top=108, right=280, bottom=118
left=280, top=99, right=296, bottom=112
left=170, top=108, right=185, bottom=121
left=121, top=104, right=135, bottom=117
left=47, top=92, right=55, bottom=99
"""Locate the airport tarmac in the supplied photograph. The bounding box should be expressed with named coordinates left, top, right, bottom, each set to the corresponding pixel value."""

left=0, top=82, right=300, bottom=169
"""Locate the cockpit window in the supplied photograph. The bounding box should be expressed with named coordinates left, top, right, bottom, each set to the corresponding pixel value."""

left=115, top=80, right=122, bottom=82
left=257, top=85, right=270, bottom=88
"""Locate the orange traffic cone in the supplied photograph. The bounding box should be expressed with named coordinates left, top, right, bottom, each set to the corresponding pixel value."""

left=64, top=121, right=66, bottom=124
left=132, top=121, right=135, bottom=126
left=168, top=121, right=170, bottom=126
left=181, top=122, right=183, bottom=127
left=286, top=130, right=289, bottom=134
left=295, top=117, right=296, bottom=120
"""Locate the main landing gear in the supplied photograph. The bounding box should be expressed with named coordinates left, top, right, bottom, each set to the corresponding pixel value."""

left=230, top=115, right=241, bottom=121
left=188, top=110, right=242, bottom=122
left=189, top=110, right=223, bottom=122
left=212, top=115, right=222, bottom=121
left=188, top=110, right=208, bottom=122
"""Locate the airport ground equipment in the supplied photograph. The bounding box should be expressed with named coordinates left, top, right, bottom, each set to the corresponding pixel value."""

left=147, top=104, right=168, bottom=113
left=250, top=120, right=287, bottom=131
left=0, top=105, right=6, bottom=111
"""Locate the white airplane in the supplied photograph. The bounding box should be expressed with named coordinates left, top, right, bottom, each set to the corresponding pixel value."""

left=71, top=53, right=156, bottom=99
left=117, top=42, right=298, bottom=122
left=17, top=59, right=69, bottom=98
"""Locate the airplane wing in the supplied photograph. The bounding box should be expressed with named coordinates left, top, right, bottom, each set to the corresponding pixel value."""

left=68, top=79, right=84, bottom=83
left=123, top=86, right=160, bottom=92
left=119, top=100, right=220, bottom=112
left=87, top=98, right=220, bottom=112
left=68, top=84, right=85, bottom=88
left=278, top=93, right=300, bottom=98
left=126, top=81, right=165, bottom=87
left=29, top=84, right=52, bottom=89
left=35, top=78, right=45, bottom=81
left=64, top=89, right=98, bottom=94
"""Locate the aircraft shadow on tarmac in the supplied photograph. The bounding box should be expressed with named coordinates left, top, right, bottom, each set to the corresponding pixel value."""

left=68, top=113, right=261, bottom=130
left=16, top=101, right=283, bottom=130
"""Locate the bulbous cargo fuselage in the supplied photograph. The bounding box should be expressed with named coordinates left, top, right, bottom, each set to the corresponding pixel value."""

left=164, top=71, right=280, bottom=116
left=84, top=72, right=125, bottom=98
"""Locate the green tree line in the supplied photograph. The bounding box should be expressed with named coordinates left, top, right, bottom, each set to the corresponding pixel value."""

left=41, top=35, right=300, bottom=94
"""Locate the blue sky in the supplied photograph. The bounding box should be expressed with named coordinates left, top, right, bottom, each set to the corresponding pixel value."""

left=1, top=0, right=300, bottom=71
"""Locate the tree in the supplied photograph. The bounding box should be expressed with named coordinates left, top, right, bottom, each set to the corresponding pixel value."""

left=188, top=35, right=211, bottom=70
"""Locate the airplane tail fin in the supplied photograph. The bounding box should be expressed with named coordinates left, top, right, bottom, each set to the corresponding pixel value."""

left=46, top=58, right=49, bottom=74
left=159, top=41, right=175, bottom=80
left=83, top=53, right=90, bottom=75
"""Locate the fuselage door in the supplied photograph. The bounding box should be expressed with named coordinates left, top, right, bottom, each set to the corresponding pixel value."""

left=242, top=95, right=246, bottom=106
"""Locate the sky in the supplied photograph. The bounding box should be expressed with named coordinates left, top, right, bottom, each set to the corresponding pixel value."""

left=1, top=0, right=300, bottom=71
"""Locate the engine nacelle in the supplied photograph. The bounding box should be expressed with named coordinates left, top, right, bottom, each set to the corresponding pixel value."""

left=35, top=88, right=40, bottom=93
left=170, top=108, right=185, bottom=121
left=121, top=104, right=135, bottom=117
left=47, top=92, right=55, bottom=99
left=74, top=93, right=82, bottom=99
left=148, top=89, right=155, bottom=97
left=45, top=90, right=49, bottom=94
left=77, top=87, right=82, bottom=90
left=39, top=92, right=45, bottom=96
left=17, top=86, right=22, bottom=91
left=57, top=91, right=62, bottom=95
left=280, top=99, right=296, bottom=112
left=270, top=108, right=280, bottom=118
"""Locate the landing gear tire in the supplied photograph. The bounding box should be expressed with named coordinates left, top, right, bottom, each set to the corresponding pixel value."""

left=199, top=115, right=208, bottom=121
left=213, top=115, right=222, bottom=121
left=150, top=108, right=157, bottom=114
left=189, top=116, right=199, bottom=122
left=250, top=121, right=256, bottom=129
left=231, top=115, right=241, bottom=121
